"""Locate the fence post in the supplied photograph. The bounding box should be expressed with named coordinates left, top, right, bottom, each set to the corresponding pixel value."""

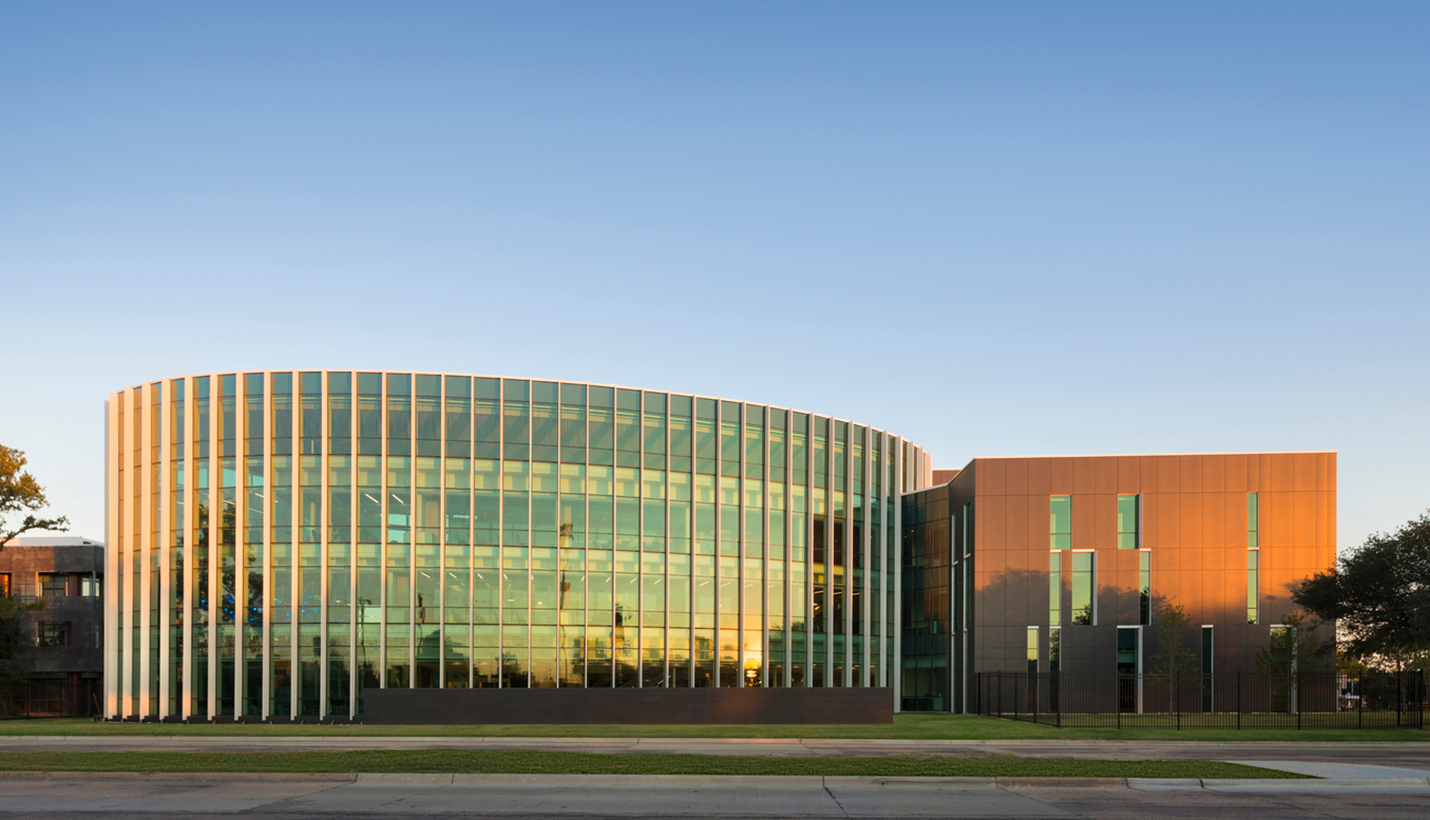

left=1296, top=673, right=1301, bottom=730
left=1357, top=670, right=1362, bottom=729
left=1175, top=672, right=1181, bottom=731
left=1116, top=674, right=1122, bottom=730
left=997, top=671, right=1002, bottom=718
left=1014, top=672, right=1020, bottom=723
left=1056, top=671, right=1062, bottom=728
left=1236, top=672, right=1242, bottom=730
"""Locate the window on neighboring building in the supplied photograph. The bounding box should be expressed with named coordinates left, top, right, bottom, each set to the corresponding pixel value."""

left=1139, top=550, right=1151, bottom=625
left=38, top=573, right=67, bottom=597
left=1116, top=627, right=1140, bottom=675
left=1201, top=626, right=1214, bottom=713
left=0, top=573, right=10, bottom=598
left=1049, top=553, right=1061, bottom=627
left=1117, top=494, right=1139, bottom=549
left=1247, top=491, right=1260, bottom=625
left=1050, top=496, right=1070, bottom=550
left=1026, top=627, right=1038, bottom=676
left=1247, top=493, right=1259, bottom=547
left=1247, top=549, right=1259, bottom=625
left=1071, top=551, right=1095, bottom=625
left=1117, top=627, right=1141, bottom=712
left=81, top=575, right=101, bottom=598
left=36, top=621, right=70, bottom=647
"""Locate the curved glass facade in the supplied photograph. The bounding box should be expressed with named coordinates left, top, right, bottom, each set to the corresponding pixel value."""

left=104, top=372, right=931, bottom=719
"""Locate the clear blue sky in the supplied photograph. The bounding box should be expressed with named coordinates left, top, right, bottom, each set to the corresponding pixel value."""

left=2, top=2, right=1426, bottom=552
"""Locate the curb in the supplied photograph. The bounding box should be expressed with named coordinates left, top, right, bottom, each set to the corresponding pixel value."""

left=1, top=771, right=1426, bottom=792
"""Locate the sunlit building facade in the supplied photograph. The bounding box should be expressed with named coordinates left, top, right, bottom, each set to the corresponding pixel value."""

left=104, top=371, right=932, bottom=720
left=899, top=453, right=1337, bottom=712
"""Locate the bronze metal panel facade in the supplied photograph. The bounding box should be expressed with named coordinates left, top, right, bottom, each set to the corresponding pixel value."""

left=926, top=451, right=1335, bottom=713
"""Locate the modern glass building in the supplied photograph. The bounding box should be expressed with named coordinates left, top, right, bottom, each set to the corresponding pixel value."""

left=104, top=371, right=932, bottom=720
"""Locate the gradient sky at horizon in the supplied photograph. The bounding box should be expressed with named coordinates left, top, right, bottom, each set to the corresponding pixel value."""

left=1, top=2, right=1426, bottom=552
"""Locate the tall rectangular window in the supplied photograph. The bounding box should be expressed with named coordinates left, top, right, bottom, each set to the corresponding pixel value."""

left=1247, top=493, right=1260, bottom=621
left=1201, top=625, right=1214, bottom=712
left=1117, top=495, right=1139, bottom=549
left=1026, top=627, right=1038, bottom=676
left=1139, top=550, right=1151, bottom=625
left=1247, top=493, right=1259, bottom=547
left=1048, top=553, right=1060, bottom=627
left=1247, top=549, right=1259, bottom=624
left=1050, top=496, right=1070, bottom=550
left=1071, top=551, right=1095, bottom=625
left=1116, top=627, right=1139, bottom=675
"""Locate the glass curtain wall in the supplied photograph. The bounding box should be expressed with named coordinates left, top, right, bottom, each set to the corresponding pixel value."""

left=106, top=372, right=921, bottom=718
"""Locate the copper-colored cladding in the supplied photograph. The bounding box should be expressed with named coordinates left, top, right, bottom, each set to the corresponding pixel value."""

left=931, top=468, right=961, bottom=485
left=946, top=452, right=1336, bottom=676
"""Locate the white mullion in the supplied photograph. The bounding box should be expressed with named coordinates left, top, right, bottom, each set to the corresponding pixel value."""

left=288, top=375, right=299, bottom=718
left=438, top=375, right=447, bottom=690
left=862, top=426, right=872, bottom=688
left=735, top=401, right=743, bottom=687
left=892, top=437, right=903, bottom=713
left=664, top=393, right=672, bottom=688
left=180, top=379, right=194, bottom=720
left=761, top=408, right=770, bottom=687
left=236, top=377, right=249, bottom=719
left=379, top=375, right=388, bottom=690
left=121, top=388, right=132, bottom=718
left=408, top=376, right=417, bottom=689
left=157, top=382, right=172, bottom=718
left=140, top=384, right=154, bottom=719
left=495, top=378, right=503, bottom=688
left=782, top=411, right=792, bottom=688
left=158, top=382, right=172, bottom=718
left=207, top=374, right=219, bottom=720
left=584, top=385, right=591, bottom=689
left=348, top=375, right=360, bottom=717
left=319, top=372, right=330, bottom=714
left=104, top=394, right=119, bottom=717
left=262, top=373, right=273, bottom=719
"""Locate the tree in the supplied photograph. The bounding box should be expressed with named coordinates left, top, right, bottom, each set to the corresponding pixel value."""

left=1148, top=604, right=1199, bottom=679
left=1255, top=609, right=1331, bottom=675
left=1294, top=510, right=1430, bottom=663
left=0, top=445, right=69, bottom=550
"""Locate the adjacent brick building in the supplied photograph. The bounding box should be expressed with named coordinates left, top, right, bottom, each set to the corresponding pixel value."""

left=0, top=537, right=105, bottom=716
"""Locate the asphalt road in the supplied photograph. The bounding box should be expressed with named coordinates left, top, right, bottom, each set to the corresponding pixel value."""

left=2, top=773, right=1430, bottom=818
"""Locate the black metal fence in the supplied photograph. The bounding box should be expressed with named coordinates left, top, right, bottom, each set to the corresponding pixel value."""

left=0, top=680, right=100, bottom=719
left=976, top=670, right=1427, bottom=729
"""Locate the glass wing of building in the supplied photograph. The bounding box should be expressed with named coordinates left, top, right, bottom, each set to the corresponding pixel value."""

left=104, top=371, right=931, bottom=720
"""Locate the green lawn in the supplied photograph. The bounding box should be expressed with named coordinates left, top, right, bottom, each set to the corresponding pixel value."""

left=0, top=749, right=1308, bottom=778
left=2, top=713, right=1426, bottom=741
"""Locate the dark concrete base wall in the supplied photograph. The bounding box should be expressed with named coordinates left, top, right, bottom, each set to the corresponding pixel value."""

left=361, top=687, right=895, bottom=724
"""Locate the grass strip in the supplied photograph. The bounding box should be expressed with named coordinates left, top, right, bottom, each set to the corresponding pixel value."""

left=0, top=750, right=1307, bottom=778
left=2, top=714, right=1427, bottom=742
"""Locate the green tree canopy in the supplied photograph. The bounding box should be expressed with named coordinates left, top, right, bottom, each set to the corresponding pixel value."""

left=0, top=444, right=69, bottom=549
left=1294, top=510, right=1430, bottom=662
left=1148, top=604, right=1199, bottom=679
left=1255, top=609, right=1332, bottom=675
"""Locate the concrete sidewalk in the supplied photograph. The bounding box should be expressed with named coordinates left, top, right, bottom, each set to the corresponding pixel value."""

left=0, top=772, right=1428, bottom=818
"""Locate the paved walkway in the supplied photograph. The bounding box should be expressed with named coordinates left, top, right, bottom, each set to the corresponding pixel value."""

left=1, top=772, right=1429, bottom=817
